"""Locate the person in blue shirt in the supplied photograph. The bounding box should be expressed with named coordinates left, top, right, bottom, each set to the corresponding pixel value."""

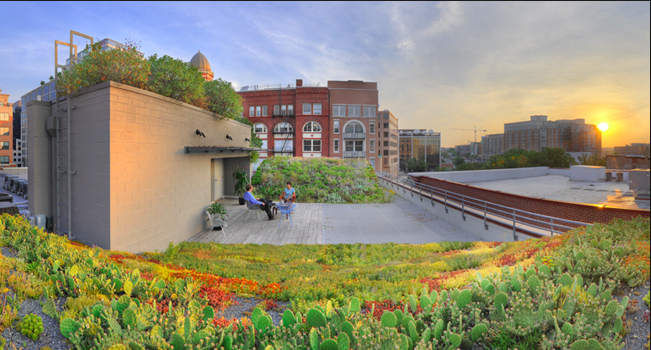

left=243, top=184, right=275, bottom=220
left=279, top=181, right=296, bottom=203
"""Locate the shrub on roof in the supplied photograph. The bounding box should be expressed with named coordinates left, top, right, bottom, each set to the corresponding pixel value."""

left=251, top=157, right=387, bottom=203
left=147, top=54, right=206, bottom=107
left=57, top=39, right=150, bottom=96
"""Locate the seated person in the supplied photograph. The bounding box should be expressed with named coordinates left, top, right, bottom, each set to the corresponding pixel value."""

left=243, top=184, right=275, bottom=220
left=279, top=181, right=296, bottom=203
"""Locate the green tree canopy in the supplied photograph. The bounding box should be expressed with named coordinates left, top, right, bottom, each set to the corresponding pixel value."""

left=147, top=54, right=205, bottom=106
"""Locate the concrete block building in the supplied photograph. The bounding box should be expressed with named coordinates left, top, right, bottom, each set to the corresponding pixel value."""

left=504, top=115, right=562, bottom=152
left=28, top=81, right=256, bottom=253
left=481, top=133, right=504, bottom=158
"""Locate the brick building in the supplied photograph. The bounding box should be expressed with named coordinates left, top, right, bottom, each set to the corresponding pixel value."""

left=377, top=110, right=399, bottom=174
left=0, top=90, right=14, bottom=166
left=237, top=79, right=399, bottom=175
left=504, top=115, right=561, bottom=152
left=481, top=133, right=504, bottom=159
left=556, top=119, right=601, bottom=154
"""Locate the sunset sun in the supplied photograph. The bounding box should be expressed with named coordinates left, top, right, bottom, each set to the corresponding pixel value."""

left=598, top=122, right=609, bottom=131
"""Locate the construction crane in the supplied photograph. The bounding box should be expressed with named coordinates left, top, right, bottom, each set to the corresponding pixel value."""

left=451, top=126, right=487, bottom=143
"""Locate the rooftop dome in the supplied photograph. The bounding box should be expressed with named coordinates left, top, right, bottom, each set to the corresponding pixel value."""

left=190, top=50, right=211, bottom=71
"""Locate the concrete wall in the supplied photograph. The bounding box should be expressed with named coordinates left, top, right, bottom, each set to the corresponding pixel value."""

left=27, top=81, right=253, bottom=253
left=547, top=168, right=571, bottom=176
left=51, top=92, right=112, bottom=248
left=378, top=178, right=532, bottom=242
left=106, top=82, right=252, bottom=253
left=27, top=101, right=53, bottom=217
left=569, top=165, right=605, bottom=182
left=411, top=167, right=549, bottom=183
left=0, top=167, right=28, bottom=176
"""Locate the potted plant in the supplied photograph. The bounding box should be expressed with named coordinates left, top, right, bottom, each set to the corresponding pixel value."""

left=232, top=166, right=249, bottom=205
left=207, top=202, right=228, bottom=219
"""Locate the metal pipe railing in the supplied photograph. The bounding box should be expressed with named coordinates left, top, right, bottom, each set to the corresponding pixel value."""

left=376, top=172, right=592, bottom=236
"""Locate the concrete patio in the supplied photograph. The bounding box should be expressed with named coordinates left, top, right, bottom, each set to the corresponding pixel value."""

left=187, top=195, right=480, bottom=245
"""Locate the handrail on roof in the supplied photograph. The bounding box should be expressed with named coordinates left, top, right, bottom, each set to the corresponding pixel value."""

left=375, top=171, right=592, bottom=238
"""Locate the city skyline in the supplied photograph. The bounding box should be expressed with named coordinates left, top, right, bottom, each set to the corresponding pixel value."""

left=0, top=1, right=648, bottom=147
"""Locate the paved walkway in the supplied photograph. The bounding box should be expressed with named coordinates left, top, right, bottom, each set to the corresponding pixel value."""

left=187, top=195, right=479, bottom=245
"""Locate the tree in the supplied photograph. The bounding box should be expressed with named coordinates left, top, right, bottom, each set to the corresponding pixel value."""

left=203, top=78, right=243, bottom=121
left=541, top=147, right=577, bottom=168
left=148, top=54, right=205, bottom=106
left=578, top=153, right=607, bottom=166
left=452, top=156, right=465, bottom=167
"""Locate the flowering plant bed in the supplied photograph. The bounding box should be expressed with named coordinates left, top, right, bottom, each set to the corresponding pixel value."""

left=0, top=214, right=648, bottom=349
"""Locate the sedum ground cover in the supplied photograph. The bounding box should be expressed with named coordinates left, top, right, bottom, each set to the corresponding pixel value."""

left=0, top=214, right=648, bottom=350
left=251, top=157, right=389, bottom=204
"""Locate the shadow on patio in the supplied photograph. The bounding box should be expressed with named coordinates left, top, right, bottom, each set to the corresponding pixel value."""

left=188, top=199, right=322, bottom=245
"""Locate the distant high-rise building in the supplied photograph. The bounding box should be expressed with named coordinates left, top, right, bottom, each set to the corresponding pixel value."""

left=504, top=115, right=562, bottom=152
left=555, top=119, right=601, bottom=154
left=377, top=110, right=399, bottom=175
left=12, top=101, right=22, bottom=166
left=481, top=133, right=504, bottom=158
left=504, top=115, right=601, bottom=154
left=399, top=129, right=441, bottom=171
left=0, top=90, right=14, bottom=166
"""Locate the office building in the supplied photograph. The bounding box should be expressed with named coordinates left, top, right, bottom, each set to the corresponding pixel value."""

left=614, top=143, right=650, bottom=157
left=556, top=119, right=601, bottom=154
left=399, top=129, right=441, bottom=171
left=376, top=110, right=399, bottom=175
left=504, top=115, right=562, bottom=152
left=504, top=115, right=602, bottom=154
left=0, top=90, right=14, bottom=166
left=481, top=133, right=504, bottom=158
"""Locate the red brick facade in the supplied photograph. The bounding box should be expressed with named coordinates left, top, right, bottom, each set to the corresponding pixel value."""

left=414, top=175, right=650, bottom=227
left=238, top=79, right=398, bottom=175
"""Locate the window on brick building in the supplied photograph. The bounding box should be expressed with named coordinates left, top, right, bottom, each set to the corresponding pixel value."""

left=313, top=103, right=322, bottom=115
left=262, top=106, right=267, bottom=117
left=369, top=122, right=375, bottom=134
left=370, top=139, right=375, bottom=152
left=333, top=139, right=340, bottom=152
left=0, top=156, right=8, bottom=164
left=303, top=121, right=322, bottom=132
left=348, top=105, right=361, bottom=117
left=256, top=106, right=261, bottom=117
left=363, top=106, right=376, bottom=117
left=0, top=128, right=8, bottom=136
left=383, top=123, right=389, bottom=128
left=249, top=106, right=255, bottom=117
left=254, top=123, right=267, bottom=133
left=274, top=122, right=293, bottom=133
left=274, top=105, right=280, bottom=115
left=303, top=103, right=312, bottom=115
left=1, top=142, right=8, bottom=150
left=0, top=113, right=9, bottom=121
left=332, top=105, right=346, bottom=116
left=303, top=139, right=321, bottom=152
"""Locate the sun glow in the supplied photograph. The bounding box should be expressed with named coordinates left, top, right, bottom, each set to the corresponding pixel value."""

left=598, top=122, right=609, bottom=131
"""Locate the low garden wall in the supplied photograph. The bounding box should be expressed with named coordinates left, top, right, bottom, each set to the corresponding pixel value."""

left=413, top=176, right=650, bottom=225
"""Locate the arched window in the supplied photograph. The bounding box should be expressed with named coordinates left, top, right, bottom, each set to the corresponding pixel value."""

left=344, top=121, right=364, bottom=134
left=303, top=121, right=322, bottom=132
left=253, top=123, right=267, bottom=133
left=274, top=122, right=293, bottom=133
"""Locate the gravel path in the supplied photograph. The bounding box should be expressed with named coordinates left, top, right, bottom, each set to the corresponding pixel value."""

left=217, top=296, right=290, bottom=325
left=1, top=296, right=71, bottom=350
left=1, top=246, right=17, bottom=258
left=618, top=281, right=651, bottom=350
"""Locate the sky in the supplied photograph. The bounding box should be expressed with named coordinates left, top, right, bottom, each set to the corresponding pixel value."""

left=0, top=2, right=649, bottom=147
